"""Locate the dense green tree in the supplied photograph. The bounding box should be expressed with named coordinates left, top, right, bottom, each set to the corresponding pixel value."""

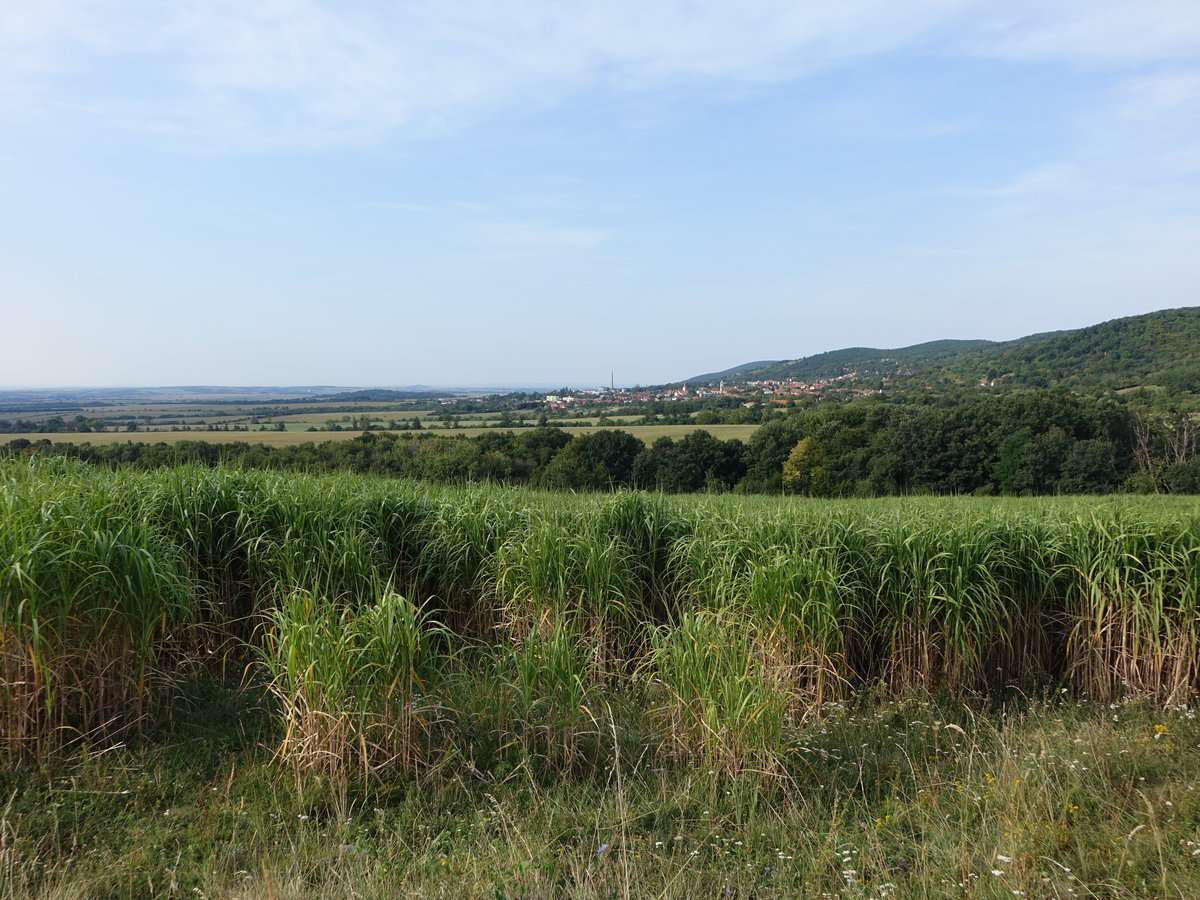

left=631, top=437, right=672, bottom=490
left=742, top=419, right=808, bottom=492
left=1058, top=439, right=1119, bottom=494
left=571, top=430, right=644, bottom=487
left=781, top=437, right=827, bottom=495
left=514, top=426, right=573, bottom=469
left=649, top=430, right=746, bottom=493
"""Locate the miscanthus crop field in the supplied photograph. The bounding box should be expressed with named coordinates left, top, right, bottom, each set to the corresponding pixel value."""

left=4, top=459, right=1200, bottom=898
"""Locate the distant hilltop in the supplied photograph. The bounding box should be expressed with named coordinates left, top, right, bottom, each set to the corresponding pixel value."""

left=688, top=307, right=1200, bottom=394
left=322, top=389, right=454, bottom=402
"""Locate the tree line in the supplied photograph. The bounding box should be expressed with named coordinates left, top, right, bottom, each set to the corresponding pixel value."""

left=4, top=388, right=1198, bottom=495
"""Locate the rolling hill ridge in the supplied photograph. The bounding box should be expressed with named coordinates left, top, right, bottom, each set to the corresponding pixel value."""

left=691, top=307, right=1200, bottom=393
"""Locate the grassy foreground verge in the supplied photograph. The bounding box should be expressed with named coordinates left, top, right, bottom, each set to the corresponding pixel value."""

left=5, top=682, right=1200, bottom=898
left=4, top=460, right=1200, bottom=896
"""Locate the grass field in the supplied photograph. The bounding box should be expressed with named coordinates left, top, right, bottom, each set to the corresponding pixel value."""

left=1, top=394, right=449, bottom=429
left=430, top=423, right=760, bottom=442
left=9, top=429, right=377, bottom=446
left=7, top=422, right=762, bottom=447
left=6, top=680, right=1197, bottom=898
left=2, top=387, right=751, bottom=442
left=2, top=388, right=753, bottom=444
left=5, top=462, right=1200, bottom=897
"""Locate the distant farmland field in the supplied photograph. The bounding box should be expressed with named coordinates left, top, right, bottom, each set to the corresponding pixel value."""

left=12, top=422, right=761, bottom=447
left=15, top=430, right=373, bottom=446
left=436, top=423, right=760, bottom=442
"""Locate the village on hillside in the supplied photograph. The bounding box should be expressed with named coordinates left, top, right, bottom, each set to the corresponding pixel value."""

left=542, top=372, right=885, bottom=411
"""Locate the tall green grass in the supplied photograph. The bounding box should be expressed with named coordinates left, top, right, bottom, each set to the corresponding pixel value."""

left=5, top=458, right=1200, bottom=776
left=1059, top=509, right=1200, bottom=702
left=258, top=586, right=445, bottom=776
left=0, top=460, right=196, bottom=757
left=647, top=607, right=791, bottom=773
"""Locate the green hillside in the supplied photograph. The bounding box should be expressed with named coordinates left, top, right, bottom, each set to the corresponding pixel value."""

left=728, top=339, right=1001, bottom=382
left=694, top=307, right=1200, bottom=392
left=323, top=388, right=447, bottom=401
left=687, top=359, right=783, bottom=382
left=940, top=306, right=1200, bottom=391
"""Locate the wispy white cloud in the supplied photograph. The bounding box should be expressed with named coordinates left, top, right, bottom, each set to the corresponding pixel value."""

left=0, top=0, right=966, bottom=146
left=1116, top=68, right=1200, bottom=118
left=963, top=1, right=1200, bottom=65
left=972, top=164, right=1088, bottom=200
left=467, top=220, right=609, bottom=256
left=357, top=200, right=440, bottom=213
left=1098, top=69, right=1200, bottom=179
left=2, top=2, right=1199, bottom=151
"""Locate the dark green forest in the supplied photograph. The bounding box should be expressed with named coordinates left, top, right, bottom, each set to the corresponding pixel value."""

left=7, top=387, right=1199, bottom=495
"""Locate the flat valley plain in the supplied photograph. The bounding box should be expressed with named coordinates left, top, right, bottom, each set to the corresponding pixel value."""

left=15, top=422, right=759, bottom=446
left=0, top=386, right=760, bottom=447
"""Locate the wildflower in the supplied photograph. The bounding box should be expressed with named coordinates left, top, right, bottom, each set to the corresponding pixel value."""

left=598, top=844, right=608, bottom=854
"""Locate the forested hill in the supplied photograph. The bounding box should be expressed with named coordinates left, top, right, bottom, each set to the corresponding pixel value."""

left=694, top=339, right=1004, bottom=383
left=696, top=307, right=1200, bottom=392
left=323, top=389, right=447, bottom=401
left=688, top=359, right=784, bottom=382
left=939, top=307, right=1200, bottom=391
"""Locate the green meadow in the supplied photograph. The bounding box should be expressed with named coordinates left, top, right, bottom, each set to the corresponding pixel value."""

left=4, top=460, right=1200, bottom=897
left=23, top=422, right=761, bottom=448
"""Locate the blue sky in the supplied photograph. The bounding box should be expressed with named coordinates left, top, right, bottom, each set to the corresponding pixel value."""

left=2, top=1, right=1198, bottom=387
